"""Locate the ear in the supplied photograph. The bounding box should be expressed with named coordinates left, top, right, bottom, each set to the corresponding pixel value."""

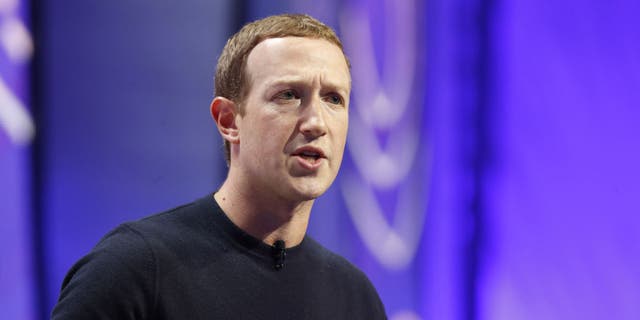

left=210, top=97, right=240, bottom=144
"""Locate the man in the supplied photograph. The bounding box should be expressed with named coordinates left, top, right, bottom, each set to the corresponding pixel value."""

left=52, top=14, right=386, bottom=319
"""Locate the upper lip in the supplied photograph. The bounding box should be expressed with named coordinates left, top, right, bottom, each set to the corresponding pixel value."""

left=292, top=146, right=326, bottom=158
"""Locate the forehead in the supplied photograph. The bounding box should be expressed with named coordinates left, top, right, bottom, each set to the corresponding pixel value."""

left=245, top=37, right=351, bottom=90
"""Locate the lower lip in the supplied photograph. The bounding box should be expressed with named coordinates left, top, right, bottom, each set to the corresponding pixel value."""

left=294, top=155, right=324, bottom=171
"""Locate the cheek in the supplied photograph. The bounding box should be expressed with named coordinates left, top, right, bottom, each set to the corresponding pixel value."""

left=333, top=116, right=349, bottom=144
left=239, top=118, right=269, bottom=160
left=331, top=118, right=349, bottom=163
left=254, top=119, right=291, bottom=163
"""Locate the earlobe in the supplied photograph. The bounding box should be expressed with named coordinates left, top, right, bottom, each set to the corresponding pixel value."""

left=210, top=97, right=240, bottom=144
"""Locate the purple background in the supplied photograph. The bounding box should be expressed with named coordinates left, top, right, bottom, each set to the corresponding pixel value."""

left=479, top=1, right=640, bottom=319
left=1, top=0, right=639, bottom=319
left=0, top=0, right=35, bottom=319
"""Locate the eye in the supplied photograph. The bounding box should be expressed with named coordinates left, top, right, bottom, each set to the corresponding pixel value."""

left=324, top=93, right=344, bottom=106
left=275, top=89, right=299, bottom=101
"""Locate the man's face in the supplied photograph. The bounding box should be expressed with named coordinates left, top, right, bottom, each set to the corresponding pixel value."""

left=234, top=37, right=350, bottom=202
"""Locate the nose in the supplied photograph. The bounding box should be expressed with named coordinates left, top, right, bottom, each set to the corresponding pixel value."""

left=299, top=96, right=328, bottom=139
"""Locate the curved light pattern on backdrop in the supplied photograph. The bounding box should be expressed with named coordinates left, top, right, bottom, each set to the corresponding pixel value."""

left=0, top=0, right=34, bottom=145
left=339, top=0, right=428, bottom=270
left=340, top=0, right=418, bottom=188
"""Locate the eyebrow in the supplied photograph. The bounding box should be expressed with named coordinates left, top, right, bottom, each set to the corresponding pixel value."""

left=266, top=77, right=351, bottom=94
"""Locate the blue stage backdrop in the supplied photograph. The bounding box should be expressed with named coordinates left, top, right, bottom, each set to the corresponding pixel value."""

left=0, top=0, right=35, bottom=318
left=37, top=0, right=233, bottom=315
left=478, top=0, right=640, bottom=319
left=4, top=0, right=638, bottom=319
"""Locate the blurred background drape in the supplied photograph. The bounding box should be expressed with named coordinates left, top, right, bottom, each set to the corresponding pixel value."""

left=1, top=0, right=638, bottom=319
left=0, top=0, right=36, bottom=319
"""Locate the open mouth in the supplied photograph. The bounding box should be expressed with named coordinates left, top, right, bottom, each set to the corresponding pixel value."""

left=297, top=151, right=321, bottom=162
left=292, top=147, right=325, bottom=167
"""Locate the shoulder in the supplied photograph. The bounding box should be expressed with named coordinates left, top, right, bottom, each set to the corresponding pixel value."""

left=52, top=196, right=213, bottom=319
left=302, top=237, right=387, bottom=318
left=52, top=224, right=157, bottom=319
left=304, top=237, right=366, bottom=280
left=126, top=197, right=209, bottom=235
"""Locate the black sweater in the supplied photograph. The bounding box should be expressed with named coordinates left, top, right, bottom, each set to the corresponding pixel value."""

left=52, top=194, right=386, bottom=319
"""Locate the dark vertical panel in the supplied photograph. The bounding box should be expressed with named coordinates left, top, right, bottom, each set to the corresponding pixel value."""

left=38, top=0, right=233, bottom=314
left=462, top=0, right=493, bottom=318
left=30, top=0, right=47, bottom=316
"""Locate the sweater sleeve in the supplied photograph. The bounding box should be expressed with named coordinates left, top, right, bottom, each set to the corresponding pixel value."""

left=51, top=224, right=157, bottom=320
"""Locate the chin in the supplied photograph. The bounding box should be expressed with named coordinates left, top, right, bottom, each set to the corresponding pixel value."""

left=284, top=170, right=338, bottom=202
left=290, top=183, right=329, bottom=201
left=295, top=189, right=325, bottom=201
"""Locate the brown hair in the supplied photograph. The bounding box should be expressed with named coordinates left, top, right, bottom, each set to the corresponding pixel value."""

left=214, top=14, right=350, bottom=164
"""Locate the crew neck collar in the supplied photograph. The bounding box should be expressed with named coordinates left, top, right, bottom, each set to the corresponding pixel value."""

left=197, top=193, right=309, bottom=261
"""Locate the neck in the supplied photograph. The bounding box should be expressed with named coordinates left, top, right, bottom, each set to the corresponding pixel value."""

left=214, top=174, right=314, bottom=248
